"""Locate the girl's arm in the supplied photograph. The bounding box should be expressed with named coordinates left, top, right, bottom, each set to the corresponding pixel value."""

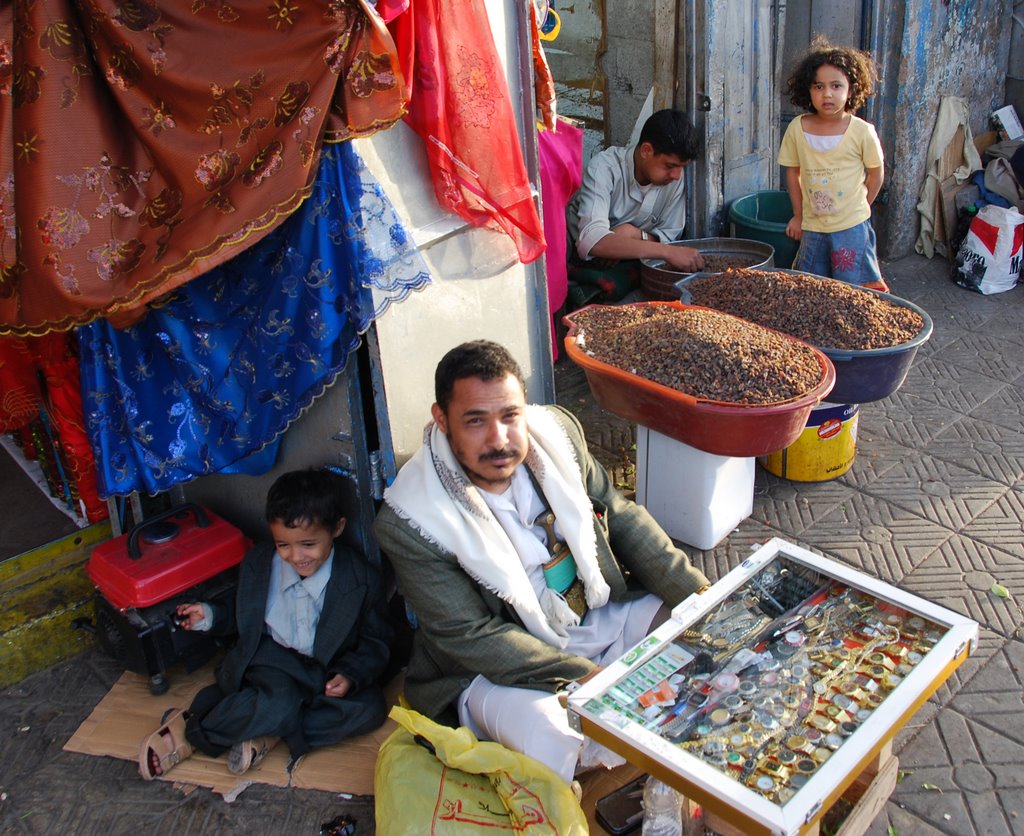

left=784, top=166, right=803, bottom=240
left=865, top=166, right=884, bottom=206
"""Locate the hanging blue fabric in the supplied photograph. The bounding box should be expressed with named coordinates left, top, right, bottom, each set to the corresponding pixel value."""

left=78, top=142, right=431, bottom=498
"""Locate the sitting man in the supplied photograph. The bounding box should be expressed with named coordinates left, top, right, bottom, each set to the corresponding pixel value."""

left=567, top=108, right=705, bottom=302
left=373, top=340, right=709, bottom=785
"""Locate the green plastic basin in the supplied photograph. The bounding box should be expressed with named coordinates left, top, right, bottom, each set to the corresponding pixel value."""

left=728, top=191, right=798, bottom=268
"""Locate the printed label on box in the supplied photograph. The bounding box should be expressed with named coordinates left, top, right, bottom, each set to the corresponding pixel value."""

left=993, top=105, right=1024, bottom=141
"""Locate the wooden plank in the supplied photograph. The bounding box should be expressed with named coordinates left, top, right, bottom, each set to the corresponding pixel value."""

left=701, top=803, right=753, bottom=836
left=589, top=749, right=898, bottom=835
left=581, top=763, right=644, bottom=834
left=0, top=521, right=112, bottom=688
left=975, top=130, right=998, bottom=158
left=844, top=741, right=893, bottom=802
left=937, top=125, right=966, bottom=180
left=934, top=175, right=964, bottom=259
left=836, top=754, right=899, bottom=836
left=653, top=0, right=679, bottom=109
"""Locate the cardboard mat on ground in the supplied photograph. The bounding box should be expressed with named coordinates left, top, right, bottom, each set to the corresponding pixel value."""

left=64, top=664, right=640, bottom=829
left=64, top=663, right=402, bottom=798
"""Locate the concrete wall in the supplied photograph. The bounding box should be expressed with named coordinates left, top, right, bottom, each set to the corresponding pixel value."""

left=544, top=0, right=654, bottom=168
left=1005, top=4, right=1024, bottom=128
left=542, top=0, right=606, bottom=166
left=875, top=0, right=1012, bottom=258
left=604, top=1, right=656, bottom=148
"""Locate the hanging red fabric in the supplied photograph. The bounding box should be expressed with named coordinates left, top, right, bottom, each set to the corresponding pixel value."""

left=31, top=334, right=107, bottom=521
left=390, top=0, right=546, bottom=264
left=0, top=333, right=106, bottom=521
left=0, top=336, right=42, bottom=432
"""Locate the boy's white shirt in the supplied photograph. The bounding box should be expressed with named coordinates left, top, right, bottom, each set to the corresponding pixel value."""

left=190, top=548, right=335, bottom=659
left=264, top=548, right=334, bottom=657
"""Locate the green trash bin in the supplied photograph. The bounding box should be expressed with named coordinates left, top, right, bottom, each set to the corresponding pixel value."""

left=728, top=190, right=798, bottom=269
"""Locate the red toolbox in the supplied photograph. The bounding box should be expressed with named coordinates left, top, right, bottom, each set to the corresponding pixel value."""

left=85, top=504, right=251, bottom=694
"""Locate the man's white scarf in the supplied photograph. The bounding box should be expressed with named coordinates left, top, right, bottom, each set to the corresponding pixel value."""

left=383, top=405, right=611, bottom=649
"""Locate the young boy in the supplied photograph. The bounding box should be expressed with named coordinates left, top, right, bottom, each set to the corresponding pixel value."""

left=139, top=469, right=393, bottom=779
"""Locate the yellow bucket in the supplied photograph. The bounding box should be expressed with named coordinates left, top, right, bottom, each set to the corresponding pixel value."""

left=758, top=402, right=859, bottom=481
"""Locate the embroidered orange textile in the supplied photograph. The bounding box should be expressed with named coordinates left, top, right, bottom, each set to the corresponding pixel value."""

left=530, top=0, right=557, bottom=132
left=0, top=0, right=406, bottom=336
left=390, top=0, right=546, bottom=264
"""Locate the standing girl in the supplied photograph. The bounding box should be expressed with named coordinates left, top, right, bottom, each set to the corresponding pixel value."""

left=780, top=36, right=888, bottom=290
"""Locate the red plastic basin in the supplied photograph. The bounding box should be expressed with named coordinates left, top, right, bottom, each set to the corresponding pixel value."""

left=562, top=302, right=837, bottom=457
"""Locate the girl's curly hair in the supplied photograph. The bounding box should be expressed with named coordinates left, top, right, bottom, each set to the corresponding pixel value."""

left=785, top=35, right=879, bottom=113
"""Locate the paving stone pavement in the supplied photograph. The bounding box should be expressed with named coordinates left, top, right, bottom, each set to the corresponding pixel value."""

left=2, top=253, right=1023, bottom=835
left=559, top=253, right=1024, bottom=836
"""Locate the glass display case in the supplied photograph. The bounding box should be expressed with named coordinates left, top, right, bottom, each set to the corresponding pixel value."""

left=567, top=538, right=978, bottom=835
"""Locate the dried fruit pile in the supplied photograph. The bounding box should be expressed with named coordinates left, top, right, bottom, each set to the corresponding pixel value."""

left=571, top=304, right=825, bottom=405
left=686, top=269, right=925, bottom=350
left=699, top=254, right=762, bottom=273
left=650, top=253, right=761, bottom=275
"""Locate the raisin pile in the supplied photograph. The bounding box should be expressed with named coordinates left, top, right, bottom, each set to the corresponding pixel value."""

left=686, top=270, right=925, bottom=350
left=571, top=305, right=825, bottom=405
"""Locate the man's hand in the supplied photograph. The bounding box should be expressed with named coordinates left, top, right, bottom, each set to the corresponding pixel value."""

left=662, top=245, right=704, bottom=272
left=325, top=672, right=353, bottom=699
left=587, top=227, right=704, bottom=271
left=557, top=665, right=605, bottom=708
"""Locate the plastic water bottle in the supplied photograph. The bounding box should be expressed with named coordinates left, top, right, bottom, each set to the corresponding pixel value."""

left=641, top=776, right=683, bottom=835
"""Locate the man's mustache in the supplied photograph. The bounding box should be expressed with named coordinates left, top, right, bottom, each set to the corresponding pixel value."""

left=480, top=448, right=519, bottom=462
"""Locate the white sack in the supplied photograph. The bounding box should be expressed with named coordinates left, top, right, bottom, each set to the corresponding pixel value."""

left=953, top=204, right=1024, bottom=295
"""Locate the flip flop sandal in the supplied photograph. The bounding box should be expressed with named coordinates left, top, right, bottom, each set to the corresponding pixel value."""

left=227, top=735, right=275, bottom=775
left=138, top=708, right=193, bottom=781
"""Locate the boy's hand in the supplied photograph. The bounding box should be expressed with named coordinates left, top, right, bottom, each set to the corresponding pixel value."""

left=325, top=673, right=353, bottom=699
left=663, top=245, right=704, bottom=272
left=174, top=603, right=207, bottom=630
left=785, top=217, right=803, bottom=241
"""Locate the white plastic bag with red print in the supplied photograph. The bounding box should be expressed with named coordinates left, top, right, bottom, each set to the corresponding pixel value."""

left=953, top=204, right=1023, bottom=295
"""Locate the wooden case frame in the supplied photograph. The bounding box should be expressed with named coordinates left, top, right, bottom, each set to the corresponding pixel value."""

left=567, top=537, right=978, bottom=835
